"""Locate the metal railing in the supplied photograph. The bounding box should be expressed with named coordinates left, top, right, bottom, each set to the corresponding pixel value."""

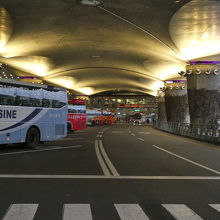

left=153, top=121, right=220, bottom=144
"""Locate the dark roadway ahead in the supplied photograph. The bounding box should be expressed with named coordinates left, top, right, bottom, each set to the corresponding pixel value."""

left=0, top=125, right=220, bottom=220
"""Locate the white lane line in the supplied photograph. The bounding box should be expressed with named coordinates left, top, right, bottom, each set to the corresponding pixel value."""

left=152, top=145, right=220, bottom=175
left=162, top=204, right=203, bottom=220
left=138, top=138, right=144, bottom=141
left=0, top=175, right=220, bottom=179
left=95, top=140, right=111, bottom=176
left=63, top=204, right=92, bottom=220
left=99, top=131, right=104, bottom=134
left=3, top=204, right=38, bottom=220
left=99, top=140, right=120, bottom=176
left=111, top=131, right=124, bottom=134
left=115, top=204, right=150, bottom=220
left=59, top=138, right=84, bottom=140
left=209, top=204, right=220, bottom=212
left=131, top=133, right=135, bottom=136
left=137, top=132, right=151, bottom=135
left=0, top=145, right=82, bottom=156
left=68, top=132, right=87, bottom=135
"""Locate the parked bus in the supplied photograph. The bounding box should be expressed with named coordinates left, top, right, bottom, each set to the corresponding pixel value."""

left=129, top=113, right=146, bottom=125
left=67, top=99, right=86, bottom=132
left=86, top=109, right=115, bottom=126
left=86, top=109, right=102, bottom=126
left=0, top=79, right=68, bottom=147
left=103, top=110, right=116, bottom=125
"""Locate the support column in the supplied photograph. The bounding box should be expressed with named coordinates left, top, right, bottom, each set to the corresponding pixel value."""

left=184, top=62, right=220, bottom=126
left=164, top=80, right=190, bottom=123
left=157, top=90, right=167, bottom=122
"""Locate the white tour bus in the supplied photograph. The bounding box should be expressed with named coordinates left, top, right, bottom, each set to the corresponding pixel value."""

left=0, top=79, right=68, bottom=147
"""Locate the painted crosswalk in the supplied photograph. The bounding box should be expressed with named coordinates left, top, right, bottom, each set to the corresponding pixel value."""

left=2, top=204, right=38, bottom=220
left=115, top=204, right=150, bottom=220
left=1, top=203, right=220, bottom=219
left=162, top=204, right=202, bottom=220
left=63, top=204, right=92, bottom=220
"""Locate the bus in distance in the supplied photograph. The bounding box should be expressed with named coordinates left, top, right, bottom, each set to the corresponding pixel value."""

left=67, top=99, right=86, bottom=132
left=0, top=79, right=68, bottom=148
left=86, top=109, right=115, bottom=126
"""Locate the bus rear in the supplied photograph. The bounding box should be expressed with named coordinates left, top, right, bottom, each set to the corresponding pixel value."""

left=67, top=99, right=86, bottom=131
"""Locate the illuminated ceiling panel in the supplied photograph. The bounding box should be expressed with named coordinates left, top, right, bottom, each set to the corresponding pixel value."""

left=0, top=6, right=12, bottom=53
left=170, top=0, right=220, bottom=61
left=3, top=0, right=218, bottom=95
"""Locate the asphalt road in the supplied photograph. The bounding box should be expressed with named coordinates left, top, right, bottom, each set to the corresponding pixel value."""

left=0, top=124, right=220, bottom=220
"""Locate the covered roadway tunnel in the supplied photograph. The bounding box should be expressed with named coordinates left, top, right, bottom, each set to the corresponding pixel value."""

left=0, top=0, right=220, bottom=219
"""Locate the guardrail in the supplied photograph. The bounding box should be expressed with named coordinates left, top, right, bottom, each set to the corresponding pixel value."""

left=153, top=121, right=220, bottom=144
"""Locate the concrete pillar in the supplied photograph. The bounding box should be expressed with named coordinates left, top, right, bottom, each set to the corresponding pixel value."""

left=164, top=81, right=190, bottom=123
left=157, top=91, right=167, bottom=122
left=185, top=62, right=220, bottom=126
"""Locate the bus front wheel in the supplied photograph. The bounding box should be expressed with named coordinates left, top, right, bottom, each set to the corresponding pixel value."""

left=25, top=127, right=40, bottom=148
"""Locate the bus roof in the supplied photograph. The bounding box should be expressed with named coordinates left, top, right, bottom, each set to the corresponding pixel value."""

left=0, top=78, right=66, bottom=91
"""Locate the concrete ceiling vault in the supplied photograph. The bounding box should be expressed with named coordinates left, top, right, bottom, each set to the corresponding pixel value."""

left=0, top=0, right=220, bottom=95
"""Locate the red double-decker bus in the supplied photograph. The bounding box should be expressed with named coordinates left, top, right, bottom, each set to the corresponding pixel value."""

left=67, top=99, right=86, bottom=132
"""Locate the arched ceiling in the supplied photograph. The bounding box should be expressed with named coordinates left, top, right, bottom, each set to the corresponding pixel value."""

left=0, top=0, right=219, bottom=95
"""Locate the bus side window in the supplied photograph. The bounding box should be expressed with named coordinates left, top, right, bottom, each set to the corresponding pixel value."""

left=0, top=87, right=16, bottom=106
left=29, top=89, right=43, bottom=107
left=15, top=87, right=30, bottom=106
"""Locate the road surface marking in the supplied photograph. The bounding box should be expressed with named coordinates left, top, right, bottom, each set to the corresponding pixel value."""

left=162, top=204, right=203, bottom=220
left=95, top=140, right=111, bottom=176
left=59, top=138, right=83, bottom=140
left=99, top=132, right=104, bottom=134
left=3, top=204, right=38, bottom=220
left=138, top=138, right=144, bottom=141
left=2, top=203, right=220, bottom=219
left=111, top=131, right=124, bottom=134
left=0, top=175, right=220, bottom=179
left=209, top=204, right=220, bottom=212
left=63, top=204, right=92, bottom=220
left=131, top=133, right=135, bottom=136
left=115, top=204, right=150, bottom=220
left=152, top=145, right=220, bottom=175
left=137, top=132, right=151, bottom=134
left=99, top=140, right=120, bottom=176
left=0, top=145, right=82, bottom=156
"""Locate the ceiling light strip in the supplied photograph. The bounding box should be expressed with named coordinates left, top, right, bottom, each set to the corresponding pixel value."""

left=45, top=66, right=162, bottom=81
left=97, top=6, right=186, bottom=62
